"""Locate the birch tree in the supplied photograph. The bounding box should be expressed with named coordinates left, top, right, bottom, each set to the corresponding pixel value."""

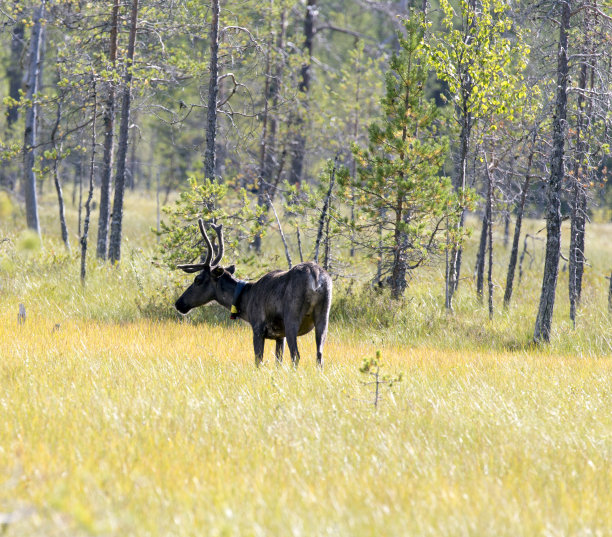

left=23, top=0, right=47, bottom=236
left=427, top=0, right=529, bottom=310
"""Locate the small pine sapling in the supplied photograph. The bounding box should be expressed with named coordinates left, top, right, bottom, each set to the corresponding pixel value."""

left=359, top=350, right=403, bottom=408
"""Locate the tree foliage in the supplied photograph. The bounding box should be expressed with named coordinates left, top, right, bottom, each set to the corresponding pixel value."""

left=350, top=13, right=472, bottom=298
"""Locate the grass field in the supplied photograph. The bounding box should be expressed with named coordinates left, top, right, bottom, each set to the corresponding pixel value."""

left=1, top=190, right=611, bottom=535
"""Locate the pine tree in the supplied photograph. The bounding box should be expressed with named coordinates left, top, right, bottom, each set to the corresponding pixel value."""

left=351, top=13, right=468, bottom=299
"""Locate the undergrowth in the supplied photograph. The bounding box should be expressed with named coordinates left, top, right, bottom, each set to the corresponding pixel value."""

left=1, top=191, right=610, bottom=356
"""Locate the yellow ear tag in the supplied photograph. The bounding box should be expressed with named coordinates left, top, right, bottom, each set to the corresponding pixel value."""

left=231, top=305, right=238, bottom=314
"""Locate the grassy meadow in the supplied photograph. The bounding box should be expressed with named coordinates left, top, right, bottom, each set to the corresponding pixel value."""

left=1, top=189, right=612, bottom=536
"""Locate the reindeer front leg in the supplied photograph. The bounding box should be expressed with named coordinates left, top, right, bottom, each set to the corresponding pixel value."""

left=252, top=325, right=265, bottom=367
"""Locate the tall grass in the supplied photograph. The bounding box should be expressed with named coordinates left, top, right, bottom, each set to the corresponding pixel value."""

left=1, top=190, right=610, bottom=355
left=2, top=315, right=612, bottom=535
left=0, top=190, right=611, bottom=535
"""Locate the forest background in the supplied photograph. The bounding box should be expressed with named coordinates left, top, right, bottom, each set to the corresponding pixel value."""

left=0, top=0, right=610, bottom=342
left=1, top=0, right=612, bottom=534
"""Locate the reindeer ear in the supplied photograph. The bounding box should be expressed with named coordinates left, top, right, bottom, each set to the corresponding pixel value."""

left=177, top=263, right=206, bottom=273
left=211, top=266, right=225, bottom=279
left=226, top=264, right=236, bottom=275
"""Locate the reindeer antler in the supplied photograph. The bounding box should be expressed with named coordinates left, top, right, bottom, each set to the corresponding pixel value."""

left=176, top=218, right=215, bottom=273
left=210, top=223, right=224, bottom=267
left=198, top=219, right=214, bottom=266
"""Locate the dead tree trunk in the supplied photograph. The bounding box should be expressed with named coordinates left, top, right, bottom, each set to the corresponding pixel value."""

left=96, top=0, right=120, bottom=260
left=569, top=154, right=587, bottom=327
left=288, top=0, right=316, bottom=186
left=485, top=157, right=494, bottom=319
left=534, top=1, right=570, bottom=343
left=81, top=78, right=98, bottom=283
left=323, top=194, right=332, bottom=272
left=608, top=271, right=612, bottom=313
left=204, top=0, right=220, bottom=182
left=503, top=145, right=534, bottom=307
left=475, top=207, right=488, bottom=301
left=503, top=208, right=510, bottom=248
left=7, top=21, right=25, bottom=129
left=266, top=193, right=292, bottom=269
left=108, top=0, right=139, bottom=264
left=569, top=9, right=594, bottom=327
left=50, top=97, right=70, bottom=252
left=314, top=158, right=336, bottom=265
left=253, top=8, right=287, bottom=252
left=349, top=46, right=363, bottom=258
left=23, top=0, right=46, bottom=236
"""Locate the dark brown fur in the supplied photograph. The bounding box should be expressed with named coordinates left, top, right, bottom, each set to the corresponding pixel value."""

left=175, top=222, right=331, bottom=367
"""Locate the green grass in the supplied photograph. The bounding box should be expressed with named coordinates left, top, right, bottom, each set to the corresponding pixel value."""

left=1, top=190, right=611, bottom=535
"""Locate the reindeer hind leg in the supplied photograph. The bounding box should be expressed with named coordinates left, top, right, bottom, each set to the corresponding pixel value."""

left=314, top=290, right=331, bottom=368
left=275, top=338, right=285, bottom=365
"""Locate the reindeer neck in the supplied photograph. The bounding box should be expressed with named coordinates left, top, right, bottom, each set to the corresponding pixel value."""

left=215, top=274, right=252, bottom=321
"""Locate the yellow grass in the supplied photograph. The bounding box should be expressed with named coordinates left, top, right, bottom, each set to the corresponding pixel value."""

left=2, top=311, right=612, bottom=536
left=1, top=191, right=612, bottom=535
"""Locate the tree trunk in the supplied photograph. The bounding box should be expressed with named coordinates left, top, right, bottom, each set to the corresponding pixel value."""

left=253, top=7, right=287, bottom=252
left=204, top=0, right=220, bottom=182
left=96, top=0, right=120, bottom=260
left=53, top=160, right=70, bottom=251
left=534, top=0, right=570, bottom=343
left=446, top=104, right=471, bottom=310
left=288, top=0, right=316, bottom=186
left=445, top=0, right=479, bottom=311
left=486, top=161, right=494, bottom=319
left=128, top=118, right=138, bottom=189
left=296, top=225, right=304, bottom=263
left=503, top=148, right=533, bottom=307
left=475, top=208, right=488, bottom=301
left=266, top=193, right=292, bottom=269
left=569, top=9, right=594, bottom=326
left=7, top=21, right=25, bottom=129
left=389, top=80, right=416, bottom=300
left=349, top=46, right=363, bottom=258
left=569, top=166, right=587, bottom=328
left=574, top=189, right=587, bottom=299
left=314, top=158, right=336, bottom=265
left=503, top=207, right=510, bottom=248
left=23, top=1, right=46, bottom=237
left=50, top=99, right=70, bottom=252
left=78, top=153, right=83, bottom=237
left=376, top=210, right=384, bottom=286
left=390, top=207, right=408, bottom=300
left=608, top=271, right=612, bottom=313
left=323, top=203, right=331, bottom=271
left=108, top=0, right=139, bottom=264
left=81, top=80, right=98, bottom=283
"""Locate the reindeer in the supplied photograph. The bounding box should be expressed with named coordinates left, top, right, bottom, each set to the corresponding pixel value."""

left=175, top=220, right=332, bottom=368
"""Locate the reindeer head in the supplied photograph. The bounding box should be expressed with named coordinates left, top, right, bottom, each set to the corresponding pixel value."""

left=175, top=219, right=235, bottom=314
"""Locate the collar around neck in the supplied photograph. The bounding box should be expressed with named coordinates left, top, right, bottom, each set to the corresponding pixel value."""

left=230, top=280, right=247, bottom=320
